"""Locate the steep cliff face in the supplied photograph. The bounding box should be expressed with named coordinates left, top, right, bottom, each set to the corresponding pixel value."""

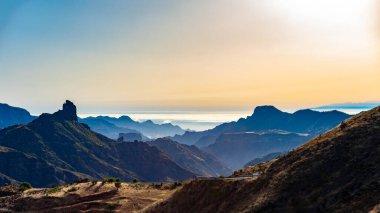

left=147, top=106, right=380, bottom=213
left=0, top=101, right=194, bottom=187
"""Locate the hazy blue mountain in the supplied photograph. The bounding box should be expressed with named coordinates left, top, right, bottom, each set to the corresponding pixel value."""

left=0, top=101, right=194, bottom=187
left=172, top=106, right=351, bottom=146
left=244, top=151, right=286, bottom=167
left=149, top=138, right=231, bottom=177
left=78, top=117, right=140, bottom=139
left=81, top=116, right=186, bottom=139
left=0, top=103, right=36, bottom=128
left=205, top=130, right=311, bottom=169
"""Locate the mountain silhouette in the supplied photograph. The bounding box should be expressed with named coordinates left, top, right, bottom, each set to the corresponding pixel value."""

left=0, top=101, right=194, bottom=187
left=173, top=106, right=350, bottom=146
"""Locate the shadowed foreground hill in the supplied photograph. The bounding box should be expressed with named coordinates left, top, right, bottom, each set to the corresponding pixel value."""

left=147, top=106, right=380, bottom=213
left=0, top=101, right=194, bottom=187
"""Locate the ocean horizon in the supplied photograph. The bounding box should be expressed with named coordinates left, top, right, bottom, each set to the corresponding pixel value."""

left=77, top=106, right=374, bottom=131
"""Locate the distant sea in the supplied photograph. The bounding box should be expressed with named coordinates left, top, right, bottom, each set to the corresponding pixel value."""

left=79, top=111, right=250, bottom=131
left=79, top=104, right=377, bottom=131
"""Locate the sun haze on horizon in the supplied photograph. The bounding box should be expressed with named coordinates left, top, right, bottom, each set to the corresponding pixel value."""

left=0, top=0, right=379, bottom=114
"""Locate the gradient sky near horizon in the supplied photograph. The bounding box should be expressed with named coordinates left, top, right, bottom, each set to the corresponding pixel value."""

left=0, top=0, right=379, bottom=114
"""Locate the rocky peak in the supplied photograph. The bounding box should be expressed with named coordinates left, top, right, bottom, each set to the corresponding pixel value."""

left=52, top=100, right=78, bottom=121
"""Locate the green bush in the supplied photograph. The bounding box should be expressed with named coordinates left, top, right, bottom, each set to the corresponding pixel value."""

left=46, top=186, right=62, bottom=194
left=114, top=181, right=121, bottom=189
left=102, top=177, right=121, bottom=184
left=18, top=182, right=32, bottom=191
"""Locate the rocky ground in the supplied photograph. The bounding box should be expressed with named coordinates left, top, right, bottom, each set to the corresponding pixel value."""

left=0, top=181, right=179, bottom=212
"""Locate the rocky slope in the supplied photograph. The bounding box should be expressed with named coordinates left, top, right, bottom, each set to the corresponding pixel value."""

left=0, top=103, right=36, bottom=129
left=149, top=138, right=231, bottom=177
left=0, top=101, right=194, bottom=187
left=147, top=105, right=380, bottom=213
left=0, top=181, right=178, bottom=212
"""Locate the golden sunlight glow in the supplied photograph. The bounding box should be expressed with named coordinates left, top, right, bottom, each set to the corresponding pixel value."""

left=0, top=1, right=379, bottom=111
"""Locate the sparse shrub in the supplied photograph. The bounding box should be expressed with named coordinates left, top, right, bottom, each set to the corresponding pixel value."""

left=219, top=175, right=225, bottom=178
left=91, top=181, right=97, bottom=185
left=340, top=121, right=347, bottom=129
left=132, top=179, right=138, bottom=183
left=76, top=178, right=89, bottom=183
left=104, top=203, right=117, bottom=211
left=67, top=187, right=77, bottom=192
left=46, top=186, right=63, bottom=194
left=150, top=183, right=162, bottom=189
left=102, top=177, right=120, bottom=184
left=114, top=181, right=121, bottom=189
left=18, top=182, right=32, bottom=191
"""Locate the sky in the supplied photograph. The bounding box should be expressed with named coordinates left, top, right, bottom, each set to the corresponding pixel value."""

left=0, top=0, right=379, bottom=115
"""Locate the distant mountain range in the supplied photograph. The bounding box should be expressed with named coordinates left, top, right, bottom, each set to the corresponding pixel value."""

left=0, top=103, right=36, bottom=129
left=0, top=101, right=194, bottom=187
left=170, top=106, right=350, bottom=169
left=0, top=103, right=352, bottom=173
left=80, top=116, right=186, bottom=139
left=78, top=117, right=141, bottom=139
left=172, top=106, right=351, bottom=146
left=0, top=103, right=186, bottom=140
left=147, top=105, right=380, bottom=213
left=149, top=138, right=231, bottom=177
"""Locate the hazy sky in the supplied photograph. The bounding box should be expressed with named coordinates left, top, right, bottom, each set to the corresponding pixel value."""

left=0, top=0, right=379, bottom=114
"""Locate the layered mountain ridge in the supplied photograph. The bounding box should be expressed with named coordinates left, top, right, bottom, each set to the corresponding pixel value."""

left=81, top=115, right=186, bottom=139
left=172, top=105, right=350, bottom=146
left=147, top=105, right=380, bottom=213
left=0, top=101, right=194, bottom=187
